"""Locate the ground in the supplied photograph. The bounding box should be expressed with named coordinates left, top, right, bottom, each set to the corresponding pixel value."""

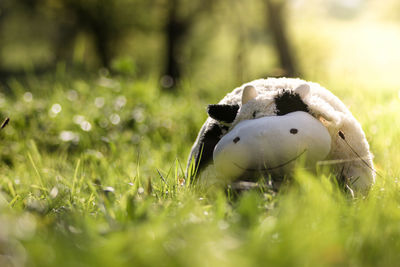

left=0, top=68, right=399, bottom=267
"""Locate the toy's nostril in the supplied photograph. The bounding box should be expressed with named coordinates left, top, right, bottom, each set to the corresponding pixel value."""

left=290, top=128, right=298, bottom=134
left=233, top=137, right=240, bottom=143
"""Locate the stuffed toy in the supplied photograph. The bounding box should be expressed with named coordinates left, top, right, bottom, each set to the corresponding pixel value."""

left=187, top=78, right=375, bottom=193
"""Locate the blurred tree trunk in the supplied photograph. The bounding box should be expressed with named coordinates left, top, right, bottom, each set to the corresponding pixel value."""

left=163, top=0, right=188, bottom=89
left=0, top=1, right=10, bottom=73
left=265, top=0, right=298, bottom=77
left=162, top=0, right=215, bottom=90
left=65, top=0, right=119, bottom=69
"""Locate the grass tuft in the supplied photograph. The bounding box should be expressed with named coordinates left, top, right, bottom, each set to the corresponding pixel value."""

left=0, top=72, right=398, bottom=266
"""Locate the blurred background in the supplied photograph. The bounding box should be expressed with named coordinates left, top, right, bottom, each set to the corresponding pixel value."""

left=0, top=0, right=399, bottom=174
left=1, top=3, right=400, bottom=265
left=1, top=0, right=400, bottom=90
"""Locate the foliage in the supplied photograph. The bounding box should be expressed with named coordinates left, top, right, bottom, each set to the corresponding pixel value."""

left=0, top=0, right=289, bottom=82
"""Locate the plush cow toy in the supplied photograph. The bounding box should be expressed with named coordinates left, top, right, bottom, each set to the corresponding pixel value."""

left=187, top=78, right=375, bottom=193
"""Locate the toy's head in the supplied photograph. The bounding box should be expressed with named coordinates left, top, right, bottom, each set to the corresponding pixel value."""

left=211, top=85, right=331, bottom=181
left=213, top=111, right=331, bottom=180
left=187, top=78, right=375, bottom=192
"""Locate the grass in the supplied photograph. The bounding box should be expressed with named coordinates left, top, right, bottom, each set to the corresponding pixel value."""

left=0, top=68, right=399, bottom=267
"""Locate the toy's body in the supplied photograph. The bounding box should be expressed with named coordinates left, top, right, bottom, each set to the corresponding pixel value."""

left=187, top=78, right=375, bottom=192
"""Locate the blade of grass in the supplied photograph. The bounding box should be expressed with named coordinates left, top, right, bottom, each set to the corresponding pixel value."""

left=27, top=152, right=46, bottom=195
left=71, top=159, right=81, bottom=196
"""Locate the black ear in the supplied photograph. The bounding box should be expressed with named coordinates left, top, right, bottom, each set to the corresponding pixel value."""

left=274, top=90, right=309, bottom=116
left=207, top=104, right=240, bottom=123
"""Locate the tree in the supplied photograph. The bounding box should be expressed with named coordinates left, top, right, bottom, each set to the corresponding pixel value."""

left=52, top=0, right=127, bottom=69
left=265, top=0, right=298, bottom=77
left=162, top=0, right=215, bottom=89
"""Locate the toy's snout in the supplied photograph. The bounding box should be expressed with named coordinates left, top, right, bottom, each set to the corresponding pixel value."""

left=213, top=111, right=332, bottom=180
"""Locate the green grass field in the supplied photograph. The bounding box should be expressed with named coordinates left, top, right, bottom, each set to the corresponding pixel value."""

left=0, top=65, right=399, bottom=267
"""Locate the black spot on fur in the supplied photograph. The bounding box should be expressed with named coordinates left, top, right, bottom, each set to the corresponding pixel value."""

left=274, top=90, right=309, bottom=116
left=338, top=130, right=345, bottom=140
left=207, top=104, right=240, bottom=123
left=195, top=123, right=223, bottom=172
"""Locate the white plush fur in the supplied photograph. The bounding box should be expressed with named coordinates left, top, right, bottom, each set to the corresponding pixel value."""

left=190, top=77, right=375, bottom=192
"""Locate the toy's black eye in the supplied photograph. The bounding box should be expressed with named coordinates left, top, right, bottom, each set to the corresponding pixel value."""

left=233, top=137, right=240, bottom=143
left=290, top=128, right=298, bottom=134
left=252, top=111, right=257, bottom=118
